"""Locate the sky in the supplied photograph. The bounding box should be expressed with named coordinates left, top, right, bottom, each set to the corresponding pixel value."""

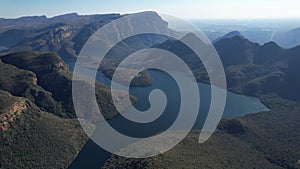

left=1, top=0, right=300, bottom=19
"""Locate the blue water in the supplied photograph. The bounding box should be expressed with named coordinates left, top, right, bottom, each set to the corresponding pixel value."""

left=68, top=63, right=268, bottom=169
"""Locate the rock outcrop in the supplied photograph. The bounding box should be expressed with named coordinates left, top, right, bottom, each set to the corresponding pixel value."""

left=0, top=90, right=28, bottom=131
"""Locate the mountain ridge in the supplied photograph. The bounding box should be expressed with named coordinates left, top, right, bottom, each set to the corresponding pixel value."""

left=0, top=12, right=299, bottom=169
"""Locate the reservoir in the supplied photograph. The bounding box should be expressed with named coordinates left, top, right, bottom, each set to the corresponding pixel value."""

left=68, top=65, right=269, bottom=169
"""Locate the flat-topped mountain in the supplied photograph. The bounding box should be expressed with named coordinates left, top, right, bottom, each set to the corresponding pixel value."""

left=0, top=13, right=121, bottom=33
left=0, top=12, right=173, bottom=63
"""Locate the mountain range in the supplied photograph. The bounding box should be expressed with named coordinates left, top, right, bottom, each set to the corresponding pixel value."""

left=272, top=27, right=300, bottom=48
left=0, top=12, right=299, bottom=169
left=155, top=30, right=300, bottom=102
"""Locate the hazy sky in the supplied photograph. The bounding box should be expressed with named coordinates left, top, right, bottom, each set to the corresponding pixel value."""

left=1, top=0, right=300, bottom=19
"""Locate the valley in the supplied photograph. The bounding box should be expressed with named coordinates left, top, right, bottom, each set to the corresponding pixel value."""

left=0, top=11, right=299, bottom=169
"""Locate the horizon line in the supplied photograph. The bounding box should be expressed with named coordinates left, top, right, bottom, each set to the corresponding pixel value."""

left=1, top=11, right=300, bottom=20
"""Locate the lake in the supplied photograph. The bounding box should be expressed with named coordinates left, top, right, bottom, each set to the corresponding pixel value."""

left=68, top=64, right=269, bottom=169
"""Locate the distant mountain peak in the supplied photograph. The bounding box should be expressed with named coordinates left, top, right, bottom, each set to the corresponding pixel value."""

left=262, top=41, right=281, bottom=49
left=224, top=31, right=244, bottom=38
left=290, top=27, right=300, bottom=32
left=136, top=11, right=159, bottom=15
left=50, top=13, right=79, bottom=19
left=18, top=15, right=47, bottom=20
left=128, top=11, right=165, bottom=22
left=214, top=31, right=245, bottom=43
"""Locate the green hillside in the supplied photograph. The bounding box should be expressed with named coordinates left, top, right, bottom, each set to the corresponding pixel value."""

left=0, top=90, right=89, bottom=169
left=103, top=95, right=300, bottom=169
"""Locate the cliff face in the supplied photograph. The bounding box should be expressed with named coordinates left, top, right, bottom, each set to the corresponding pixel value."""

left=0, top=90, right=28, bottom=131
